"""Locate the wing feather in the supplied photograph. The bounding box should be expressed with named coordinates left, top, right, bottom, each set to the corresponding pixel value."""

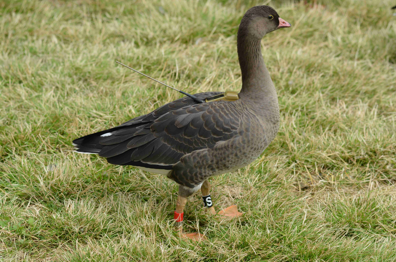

left=74, top=92, right=242, bottom=169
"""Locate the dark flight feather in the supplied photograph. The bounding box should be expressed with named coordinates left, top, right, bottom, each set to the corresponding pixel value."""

left=73, top=92, right=242, bottom=169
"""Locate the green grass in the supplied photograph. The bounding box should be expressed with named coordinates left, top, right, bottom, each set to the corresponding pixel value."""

left=1, top=0, right=396, bottom=260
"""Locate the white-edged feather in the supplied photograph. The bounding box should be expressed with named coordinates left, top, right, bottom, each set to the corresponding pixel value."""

left=136, top=166, right=171, bottom=175
left=141, top=161, right=173, bottom=166
left=74, top=150, right=99, bottom=155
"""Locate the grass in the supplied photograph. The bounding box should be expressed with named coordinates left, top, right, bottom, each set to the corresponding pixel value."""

left=1, top=0, right=396, bottom=260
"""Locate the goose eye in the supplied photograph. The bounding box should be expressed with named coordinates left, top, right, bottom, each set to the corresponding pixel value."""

left=268, top=15, right=274, bottom=20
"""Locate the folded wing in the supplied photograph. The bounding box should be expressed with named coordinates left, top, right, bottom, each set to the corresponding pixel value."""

left=73, top=92, right=241, bottom=171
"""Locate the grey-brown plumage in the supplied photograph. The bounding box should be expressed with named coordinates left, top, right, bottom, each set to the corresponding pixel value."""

left=73, top=6, right=290, bottom=199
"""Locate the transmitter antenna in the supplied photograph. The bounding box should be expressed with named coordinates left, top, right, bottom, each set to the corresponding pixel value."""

left=116, top=61, right=204, bottom=103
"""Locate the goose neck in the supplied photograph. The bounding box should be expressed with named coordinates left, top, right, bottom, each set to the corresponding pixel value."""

left=237, top=33, right=275, bottom=99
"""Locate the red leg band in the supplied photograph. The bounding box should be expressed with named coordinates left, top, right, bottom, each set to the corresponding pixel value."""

left=174, top=211, right=184, bottom=222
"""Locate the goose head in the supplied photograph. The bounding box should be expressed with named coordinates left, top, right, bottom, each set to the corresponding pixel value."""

left=239, top=6, right=291, bottom=39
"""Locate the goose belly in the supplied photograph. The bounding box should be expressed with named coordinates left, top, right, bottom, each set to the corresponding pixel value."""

left=169, top=126, right=272, bottom=188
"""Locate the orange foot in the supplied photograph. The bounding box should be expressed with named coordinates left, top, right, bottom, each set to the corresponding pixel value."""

left=217, top=205, right=243, bottom=218
left=180, top=232, right=207, bottom=241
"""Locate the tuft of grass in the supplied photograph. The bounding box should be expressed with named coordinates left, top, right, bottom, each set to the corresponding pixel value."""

left=1, top=0, right=396, bottom=260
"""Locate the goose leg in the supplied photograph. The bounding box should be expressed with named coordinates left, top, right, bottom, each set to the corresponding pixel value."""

left=201, top=180, right=243, bottom=218
left=175, top=185, right=206, bottom=241
left=201, top=180, right=216, bottom=215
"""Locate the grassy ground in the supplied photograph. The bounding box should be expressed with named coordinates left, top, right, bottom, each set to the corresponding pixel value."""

left=1, top=0, right=396, bottom=260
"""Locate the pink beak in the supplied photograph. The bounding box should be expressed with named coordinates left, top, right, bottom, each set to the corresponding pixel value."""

left=277, top=17, right=291, bottom=29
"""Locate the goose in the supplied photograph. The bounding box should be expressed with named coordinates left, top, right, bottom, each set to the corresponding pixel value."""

left=73, top=5, right=291, bottom=240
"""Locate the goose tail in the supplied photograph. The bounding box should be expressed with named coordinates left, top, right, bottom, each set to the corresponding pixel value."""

left=72, top=131, right=110, bottom=154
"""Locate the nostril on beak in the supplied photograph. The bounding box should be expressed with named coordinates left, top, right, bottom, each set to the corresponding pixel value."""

left=277, top=17, right=291, bottom=29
